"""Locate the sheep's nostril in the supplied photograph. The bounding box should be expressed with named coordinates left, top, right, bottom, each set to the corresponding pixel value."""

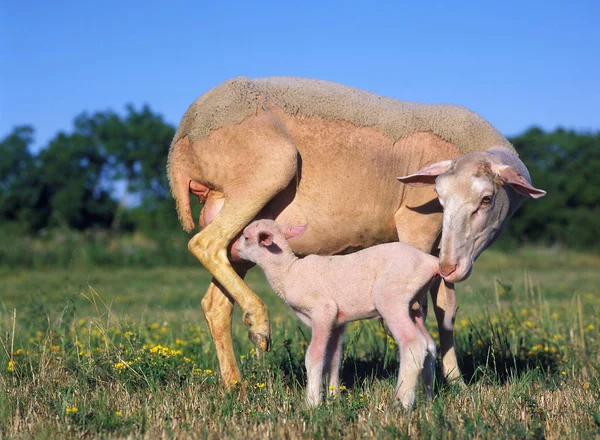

left=440, top=263, right=457, bottom=278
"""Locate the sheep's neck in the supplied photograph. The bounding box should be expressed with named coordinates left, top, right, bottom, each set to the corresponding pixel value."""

left=258, top=252, right=298, bottom=300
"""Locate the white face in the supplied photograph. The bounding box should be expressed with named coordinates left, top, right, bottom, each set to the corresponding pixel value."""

left=435, top=170, right=509, bottom=282
left=398, top=149, right=545, bottom=284
left=235, top=230, right=258, bottom=263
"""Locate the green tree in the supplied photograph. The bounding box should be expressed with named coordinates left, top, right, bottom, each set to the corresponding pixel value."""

left=37, top=129, right=117, bottom=230
left=506, top=127, right=600, bottom=250
left=82, top=105, right=176, bottom=200
left=0, top=126, right=43, bottom=230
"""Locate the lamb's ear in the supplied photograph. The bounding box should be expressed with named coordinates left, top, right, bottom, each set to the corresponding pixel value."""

left=258, top=231, right=274, bottom=247
left=494, top=165, right=547, bottom=199
left=281, top=224, right=306, bottom=239
left=397, top=160, right=453, bottom=187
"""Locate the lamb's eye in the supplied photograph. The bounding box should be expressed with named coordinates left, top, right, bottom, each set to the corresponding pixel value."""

left=481, top=196, right=492, bottom=205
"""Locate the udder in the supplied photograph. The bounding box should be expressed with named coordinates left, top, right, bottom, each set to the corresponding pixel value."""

left=192, top=179, right=305, bottom=262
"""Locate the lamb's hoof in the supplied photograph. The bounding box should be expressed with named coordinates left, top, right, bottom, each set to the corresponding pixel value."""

left=248, top=330, right=271, bottom=352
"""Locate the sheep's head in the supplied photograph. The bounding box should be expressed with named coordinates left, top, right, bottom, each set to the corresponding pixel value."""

left=236, top=220, right=306, bottom=263
left=398, top=148, right=545, bottom=283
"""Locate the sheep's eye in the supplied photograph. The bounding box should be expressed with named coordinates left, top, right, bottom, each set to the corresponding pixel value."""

left=481, top=196, right=492, bottom=205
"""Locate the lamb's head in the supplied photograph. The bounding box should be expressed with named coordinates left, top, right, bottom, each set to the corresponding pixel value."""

left=236, top=219, right=306, bottom=264
left=398, top=147, right=546, bottom=283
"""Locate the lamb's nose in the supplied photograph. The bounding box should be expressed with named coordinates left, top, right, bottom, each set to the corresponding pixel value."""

left=440, top=263, right=457, bottom=278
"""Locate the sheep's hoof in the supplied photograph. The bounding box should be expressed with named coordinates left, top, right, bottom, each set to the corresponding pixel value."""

left=243, top=311, right=271, bottom=352
left=248, top=330, right=271, bottom=352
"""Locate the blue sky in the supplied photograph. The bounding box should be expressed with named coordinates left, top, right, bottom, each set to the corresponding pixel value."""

left=1, top=0, right=599, bottom=151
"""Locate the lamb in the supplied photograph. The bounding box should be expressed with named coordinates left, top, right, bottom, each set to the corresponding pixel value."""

left=236, top=219, right=456, bottom=408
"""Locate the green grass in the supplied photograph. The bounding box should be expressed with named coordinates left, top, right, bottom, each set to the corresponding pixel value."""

left=1, top=248, right=599, bottom=439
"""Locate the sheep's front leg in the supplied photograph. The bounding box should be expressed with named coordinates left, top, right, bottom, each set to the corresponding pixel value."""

left=324, top=324, right=345, bottom=396
left=305, top=303, right=337, bottom=407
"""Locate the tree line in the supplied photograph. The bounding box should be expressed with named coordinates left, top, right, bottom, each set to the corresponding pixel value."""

left=1, top=106, right=598, bottom=251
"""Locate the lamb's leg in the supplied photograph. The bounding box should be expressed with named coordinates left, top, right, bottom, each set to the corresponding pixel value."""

left=305, top=303, right=337, bottom=407
left=430, top=277, right=463, bottom=385
left=324, top=324, right=345, bottom=396
left=413, top=302, right=436, bottom=399
left=380, top=297, right=427, bottom=408
left=393, top=203, right=464, bottom=386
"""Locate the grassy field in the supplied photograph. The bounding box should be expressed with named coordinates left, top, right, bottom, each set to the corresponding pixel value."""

left=0, top=247, right=599, bottom=439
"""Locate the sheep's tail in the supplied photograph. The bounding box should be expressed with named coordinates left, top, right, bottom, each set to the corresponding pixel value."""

left=443, top=280, right=456, bottom=330
left=167, top=136, right=195, bottom=233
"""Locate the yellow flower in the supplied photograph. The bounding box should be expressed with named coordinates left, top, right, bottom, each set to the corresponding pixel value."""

left=66, top=406, right=78, bottom=414
left=114, top=362, right=126, bottom=370
left=476, top=339, right=483, bottom=345
left=329, top=385, right=335, bottom=390
left=561, top=371, right=566, bottom=376
left=14, top=349, right=23, bottom=355
left=255, top=382, right=266, bottom=389
left=150, top=323, right=159, bottom=330
left=204, top=369, right=212, bottom=374
left=7, top=360, right=16, bottom=372
left=124, top=331, right=134, bottom=337
left=51, top=345, right=61, bottom=352
left=339, top=385, right=347, bottom=391
left=115, top=411, right=122, bottom=416
left=584, top=383, right=590, bottom=389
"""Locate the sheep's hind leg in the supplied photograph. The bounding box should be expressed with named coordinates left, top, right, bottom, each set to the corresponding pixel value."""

left=201, top=268, right=248, bottom=388
left=188, top=149, right=297, bottom=354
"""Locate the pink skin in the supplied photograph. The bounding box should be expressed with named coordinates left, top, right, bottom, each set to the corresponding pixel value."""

left=236, top=219, right=454, bottom=408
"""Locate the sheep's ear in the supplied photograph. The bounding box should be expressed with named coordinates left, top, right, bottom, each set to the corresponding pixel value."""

left=282, top=224, right=306, bottom=239
left=397, top=160, right=453, bottom=187
left=493, top=164, right=547, bottom=199
left=258, top=231, right=274, bottom=247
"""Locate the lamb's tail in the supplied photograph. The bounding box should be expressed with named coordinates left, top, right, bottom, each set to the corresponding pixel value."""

left=442, top=280, right=456, bottom=330
left=167, top=136, right=195, bottom=233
